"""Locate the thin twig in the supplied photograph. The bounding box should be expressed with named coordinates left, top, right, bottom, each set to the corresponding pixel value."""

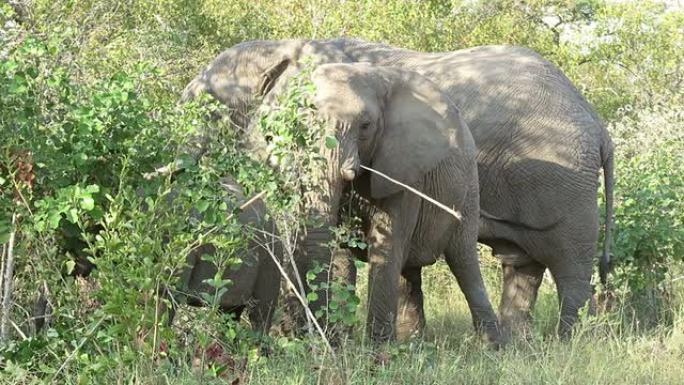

left=0, top=244, right=6, bottom=315
left=238, top=190, right=267, bottom=212
left=10, top=319, right=27, bottom=341
left=359, top=165, right=463, bottom=220
left=251, top=228, right=335, bottom=356
left=50, top=316, right=107, bottom=382
left=281, top=224, right=314, bottom=336
left=1, top=212, right=17, bottom=342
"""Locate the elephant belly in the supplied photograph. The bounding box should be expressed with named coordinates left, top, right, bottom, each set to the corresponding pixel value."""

left=404, top=156, right=471, bottom=267
left=406, top=243, right=440, bottom=267
left=406, top=204, right=459, bottom=267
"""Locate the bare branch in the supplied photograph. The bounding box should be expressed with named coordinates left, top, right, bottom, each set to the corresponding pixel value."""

left=278, top=223, right=313, bottom=335
left=360, top=165, right=463, bottom=221
left=1, top=213, right=18, bottom=342
left=0, top=244, right=6, bottom=313
left=10, top=319, right=27, bottom=341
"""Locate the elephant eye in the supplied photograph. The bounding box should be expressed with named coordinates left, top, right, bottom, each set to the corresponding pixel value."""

left=360, top=122, right=371, bottom=131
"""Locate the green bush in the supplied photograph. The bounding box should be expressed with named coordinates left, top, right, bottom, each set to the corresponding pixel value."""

left=608, top=106, right=684, bottom=322
left=0, top=31, right=275, bottom=380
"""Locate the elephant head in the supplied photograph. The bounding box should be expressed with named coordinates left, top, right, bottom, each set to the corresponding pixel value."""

left=307, top=62, right=473, bottom=200
left=181, top=39, right=353, bottom=130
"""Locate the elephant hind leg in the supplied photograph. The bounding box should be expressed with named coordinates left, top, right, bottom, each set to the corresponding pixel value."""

left=498, top=259, right=545, bottom=338
left=548, top=258, right=594, bottom=339
left=396, top=266, right=425, bottom=341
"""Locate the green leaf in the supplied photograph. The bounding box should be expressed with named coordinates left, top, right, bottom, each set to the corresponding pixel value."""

left=67, top=209, right=79, bottom=224
left=48, top=212, right=62, bottom=229
left=306, top=292, right=319, bottom=303
left=195, top=200, right=210, bottom=213
left=85, top=184, right=100, bottom=194
left=80, top=197, right=95, bottom=211
left=65, top=260, right=76, bottom=275
left=342, top=313, right=357, bottom=326
left=324, top=136, right=338, bottom=149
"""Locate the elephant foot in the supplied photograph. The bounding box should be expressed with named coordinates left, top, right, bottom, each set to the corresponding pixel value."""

left=475, top=319, right=508, bottom=349
left=325, top=324, right=355, bottom=347
left=366, top=314, right=397, bottom=346
left=372, top=350, right=393, bottom=367
left=557, top=316, right=577, bottom=340
left=396, top=267, right=426, bottom=342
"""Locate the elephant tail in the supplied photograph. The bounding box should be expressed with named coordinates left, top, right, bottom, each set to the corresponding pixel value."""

left=180, top=72, right=208, bottom=103
left=599, top=143, right=614, bottom=287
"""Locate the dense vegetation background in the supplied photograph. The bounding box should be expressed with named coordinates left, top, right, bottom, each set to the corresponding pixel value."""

left=1, top=0, right=683, bottom=384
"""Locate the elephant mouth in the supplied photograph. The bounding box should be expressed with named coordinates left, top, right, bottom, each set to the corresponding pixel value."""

left=341, top=168, right=357, bottom=181
left=340, top=154, right=360, bottom=182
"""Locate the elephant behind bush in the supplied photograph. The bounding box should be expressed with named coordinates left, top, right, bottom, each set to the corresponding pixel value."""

left=163, top=175, right=281, bottom=334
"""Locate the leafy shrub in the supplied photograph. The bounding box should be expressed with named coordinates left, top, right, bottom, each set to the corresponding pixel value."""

left=0, top=31, right=275, bottom=380
left=608, top=106, right=684, bottom=321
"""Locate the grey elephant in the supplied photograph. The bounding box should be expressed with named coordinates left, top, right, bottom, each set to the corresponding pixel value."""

left=182, top=38, right=614, bottom=339
left=163, top=176, right=281, bottom=334
left=263, top=62, right=500, bottom=344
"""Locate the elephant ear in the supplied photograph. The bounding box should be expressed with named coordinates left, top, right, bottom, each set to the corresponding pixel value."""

left=258, top=42, right=353, bottom=97
left=257, top=58, right=291, bottom=96
left=370, top=77, right=460, bottom=199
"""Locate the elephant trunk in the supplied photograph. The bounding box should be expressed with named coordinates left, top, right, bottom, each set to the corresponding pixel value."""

left=338, top=126, right=361, bottom=182
left=293, top=134, right=352, bottom=330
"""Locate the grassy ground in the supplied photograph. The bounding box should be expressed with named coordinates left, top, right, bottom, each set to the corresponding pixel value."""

left=77, top=258, right=684, bottom=385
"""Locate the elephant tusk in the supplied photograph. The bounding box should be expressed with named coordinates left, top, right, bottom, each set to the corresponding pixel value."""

left=359, top=165, right=463, bottom=221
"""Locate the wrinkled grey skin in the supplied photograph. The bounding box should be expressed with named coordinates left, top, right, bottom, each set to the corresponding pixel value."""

left=182, top=38, right=614, bottom=339
left=164, top=176, right=281, bottom=334
left=270, top=63, right=500, bottom=344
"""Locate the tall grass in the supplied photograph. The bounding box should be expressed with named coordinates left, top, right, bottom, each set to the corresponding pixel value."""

left=36, top=262, right=683, bottom=385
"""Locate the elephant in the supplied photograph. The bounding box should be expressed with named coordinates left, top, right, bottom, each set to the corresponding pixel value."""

left=160, top=175, right=281, bottom=335
left=258, top=62, right=501, bottom=344
left=181, top=38, right=614, bottom=339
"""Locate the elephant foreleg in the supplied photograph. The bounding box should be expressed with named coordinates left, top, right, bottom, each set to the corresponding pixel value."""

left=366, top=215, right=401, bottom=343
left=499, top=260, right=545, bottom=338
left=366, top=195, right=420, bottom=344
left=332, top=248, right=358, bottom=290
left=444, top=193, right=503, bottom=346
left=396, top=266, right=425, bottom=341
left=248, top=255, right=281, bottom=335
